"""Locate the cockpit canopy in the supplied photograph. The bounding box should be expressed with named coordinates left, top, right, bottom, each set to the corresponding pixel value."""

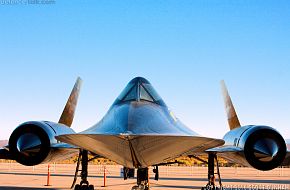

left=113, top=77, right=166, bottom=106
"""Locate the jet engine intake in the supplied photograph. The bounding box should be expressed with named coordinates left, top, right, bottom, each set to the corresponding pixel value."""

left=9, top=121, right=76, bottom=166
left=231, top=125, right=286, bottom=171
left=239, top=126, right=287, bottom=171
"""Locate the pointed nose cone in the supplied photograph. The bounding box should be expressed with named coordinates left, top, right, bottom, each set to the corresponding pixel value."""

left=17, top=133, right=42, bottom=156
left=253, top=138, right=279, bottom=162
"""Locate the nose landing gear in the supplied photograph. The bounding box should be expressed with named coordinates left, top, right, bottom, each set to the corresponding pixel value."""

left=131, top=168, right=149, bottom=190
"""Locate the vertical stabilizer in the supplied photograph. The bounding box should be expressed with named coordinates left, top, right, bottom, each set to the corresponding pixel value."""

left=58, top=77, right=82, bottom=127
left=221, top=80, right=241, bottom=130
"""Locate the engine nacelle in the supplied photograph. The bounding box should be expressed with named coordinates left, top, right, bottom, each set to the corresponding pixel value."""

left=9, top=121, right=77, bottom=166
left=223, top=125, right=286, bottom=171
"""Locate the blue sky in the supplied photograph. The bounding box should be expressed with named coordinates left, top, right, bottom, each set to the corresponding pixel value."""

left=0, top=1, right=290, bottom=140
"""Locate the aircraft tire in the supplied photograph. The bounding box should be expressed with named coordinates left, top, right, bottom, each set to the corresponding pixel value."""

left=74, top=184, right=80, bottom=190
left=131, top=186, right=139, bottom=190
left=73, top=185, right=93, bottom=190
left=131, top=185, right=144, bottom=190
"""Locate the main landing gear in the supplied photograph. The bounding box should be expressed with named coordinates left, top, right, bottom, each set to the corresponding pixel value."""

left=123, top=167, right=135, bottom=180
left=131, top=168, right=149, bottom=190
left=202, top=153, right=223, bottom=190
left=71, top=150, right=94, bottom=190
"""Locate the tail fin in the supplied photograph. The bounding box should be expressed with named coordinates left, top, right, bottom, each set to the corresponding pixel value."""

left=58, top=77, right=82, bottom=127
left=220, top=80, right=241, bottom=130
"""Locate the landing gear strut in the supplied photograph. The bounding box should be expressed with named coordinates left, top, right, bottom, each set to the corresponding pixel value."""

left=71, top=150, right=94, bottom=190
left=202, top=153, right=223, bottom=190
left=153, top=166, right=159, bottom=180
left=131, top=168, right=149, bottom=190
left=123, top=167, right=135, bottom=180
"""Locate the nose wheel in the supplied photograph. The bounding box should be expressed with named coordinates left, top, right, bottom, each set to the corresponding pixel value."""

left=131, top=168, right=149, bottom=190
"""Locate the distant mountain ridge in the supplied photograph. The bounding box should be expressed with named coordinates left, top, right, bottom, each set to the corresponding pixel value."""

left=0, top=140, right=8, bottom=147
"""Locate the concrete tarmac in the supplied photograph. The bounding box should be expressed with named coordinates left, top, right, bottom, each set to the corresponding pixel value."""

left=0, top=163, right=289, bottom=190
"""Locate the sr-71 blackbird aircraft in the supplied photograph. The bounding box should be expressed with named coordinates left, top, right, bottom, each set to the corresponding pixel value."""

left=0, top=77, right=289, bottom=190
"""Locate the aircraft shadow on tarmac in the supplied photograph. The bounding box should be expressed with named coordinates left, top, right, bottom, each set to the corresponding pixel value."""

left=0, top=172, right=289, bottom=190
left=0, top=171, right=290, bottom=184
left=158, top=177, right=290, bottom=184
left=1, top=172, right=289, bottom=183
left=0, top=187, right=284, bottom=190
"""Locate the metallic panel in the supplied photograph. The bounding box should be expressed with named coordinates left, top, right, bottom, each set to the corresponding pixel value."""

left=8, top=121, right=78, bottom=166
left=213, top=125, right=287, bottom=170
left=56, top=134, right=223, bottom=168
